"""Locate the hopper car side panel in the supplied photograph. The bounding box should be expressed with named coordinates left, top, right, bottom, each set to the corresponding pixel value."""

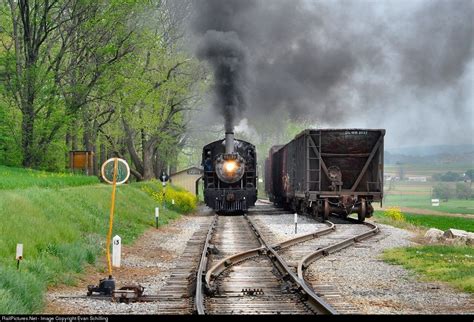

left=269, top=129, right=385, bottom=221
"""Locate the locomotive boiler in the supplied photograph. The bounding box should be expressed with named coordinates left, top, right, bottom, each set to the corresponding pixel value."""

left=265, top=129, right=385, bottom=222
left=202, top=132, right=257, bottom=214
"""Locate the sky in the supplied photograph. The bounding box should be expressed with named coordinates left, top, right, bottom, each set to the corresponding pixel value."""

left=188, top=0, right=473, bottom=149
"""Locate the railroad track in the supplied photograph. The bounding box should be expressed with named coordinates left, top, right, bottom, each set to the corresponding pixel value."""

left=59, top=205, right=378, bottom=314
left=195, top=205, right=380, bottom=315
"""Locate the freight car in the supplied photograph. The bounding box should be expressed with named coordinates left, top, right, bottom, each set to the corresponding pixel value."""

left=202, top=132, right=257, bottom=214
left=266, top=129, right=385, bottom=222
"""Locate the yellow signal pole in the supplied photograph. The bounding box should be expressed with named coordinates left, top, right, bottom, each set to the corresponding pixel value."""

left=105, top=158, right=119, bottom=277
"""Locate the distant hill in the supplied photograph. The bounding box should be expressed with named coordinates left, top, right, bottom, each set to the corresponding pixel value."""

left=385, top=144, right=474, bottom=165
left=388, top=144, right=474, bottom=156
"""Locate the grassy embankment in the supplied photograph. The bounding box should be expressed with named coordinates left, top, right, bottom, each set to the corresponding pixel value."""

left=374, top=210, right=474, bottom=232
left=0, top=166, right=197, bottom=314
left=374, top=208, right=474, bottom=294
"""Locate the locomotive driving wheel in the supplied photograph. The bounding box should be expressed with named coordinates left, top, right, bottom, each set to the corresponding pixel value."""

left=323, top=198, right=330, bottom=221
left=358, top=198, right=366, bottom=222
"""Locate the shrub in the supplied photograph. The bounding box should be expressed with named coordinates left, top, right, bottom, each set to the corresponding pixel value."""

left=141, top=181, right=198, bottom=214
left=432, top=183, right=453, bottom=201
left=455, top=183, right=472, bottom=200
left=384, top=207, right=405, bottom=221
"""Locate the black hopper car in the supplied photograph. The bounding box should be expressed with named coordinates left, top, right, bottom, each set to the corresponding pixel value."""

left=265, top=129, right=385, bottom=222
left=202, top=132, right=257, bottom=214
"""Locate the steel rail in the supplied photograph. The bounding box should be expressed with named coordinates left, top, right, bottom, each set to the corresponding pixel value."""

left=195, top=214, right=218, bottom=315
left=244, top=215, right=338, bottom=315
left=297, top=219, right=379, bottom=280
left=204, top=220, right=335, bottom=289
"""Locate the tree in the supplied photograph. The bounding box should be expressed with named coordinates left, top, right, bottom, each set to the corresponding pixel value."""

left=432, top=183, right=452, bottom=202
left=465, top=169, right=473, bottom=188
left=2, top=0, right=83, bottom=167
left=107, top=0, right=205, bottom=181
left=456, top=183, right=472, bottom=200
left=57, top=0, right=138, bottom=174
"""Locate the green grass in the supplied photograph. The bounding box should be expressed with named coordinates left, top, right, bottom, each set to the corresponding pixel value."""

left=0, top=181, right=188, bottom=314
left=0, top=165, right=99, bottom=189
left=374, top=211, right=474, bottom=232
left=384, top=193, right=474, bottom=215
left=382, top=245, right=474, bottom=293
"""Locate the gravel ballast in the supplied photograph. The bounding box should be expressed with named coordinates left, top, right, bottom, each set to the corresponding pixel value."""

left=253, top=213, right=474, bottom=314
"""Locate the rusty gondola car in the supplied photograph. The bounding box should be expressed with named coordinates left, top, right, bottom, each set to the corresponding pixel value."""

left=266, top=129, right=385, bottom=222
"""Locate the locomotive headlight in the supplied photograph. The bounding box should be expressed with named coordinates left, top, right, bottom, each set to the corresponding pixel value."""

left=224, top=160, right=237, bottom=173
left=216, top=154, right=245, bottom=183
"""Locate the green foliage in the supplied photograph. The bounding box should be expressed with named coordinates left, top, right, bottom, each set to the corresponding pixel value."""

left=0, top=0, right=203, bottom=175
left=432, top=171, right=463, bottom=182
left=382, top=245, right=474, bottom=293
left=0, top=266, right=46, bottom=313
left=432, top=183, right=452, bottom=201
left=0, top=165, right=98, bottom=189
left=456, top=183, right=472, bottom=200
left=465, top=169, right=474, bottom=181
left=140, top=181, right=198, bottom=214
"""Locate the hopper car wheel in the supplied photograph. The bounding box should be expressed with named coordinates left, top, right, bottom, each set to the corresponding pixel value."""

left=323, top=198, right=330, bottom=221
left=358, top=198, right=366, bottom=222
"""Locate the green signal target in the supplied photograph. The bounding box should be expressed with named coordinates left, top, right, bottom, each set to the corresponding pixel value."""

left=101, top=158, right=130, bottom=185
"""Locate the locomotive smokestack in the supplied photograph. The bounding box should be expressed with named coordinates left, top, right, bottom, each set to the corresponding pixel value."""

left=225, top=132, right=235, bottom=154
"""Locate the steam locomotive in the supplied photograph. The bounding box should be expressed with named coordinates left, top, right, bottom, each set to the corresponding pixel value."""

left=202, top=132, right=257, bottom=214
left=265, top=129, right=385, bottom=222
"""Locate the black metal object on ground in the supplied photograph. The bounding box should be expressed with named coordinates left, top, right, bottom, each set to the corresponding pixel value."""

left=87, top=276, right=115, bottom=296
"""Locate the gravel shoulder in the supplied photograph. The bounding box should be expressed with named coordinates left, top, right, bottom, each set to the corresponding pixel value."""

left=43, top=213, right=212, bottom=315
left=254, top=213, right=474, bottom=314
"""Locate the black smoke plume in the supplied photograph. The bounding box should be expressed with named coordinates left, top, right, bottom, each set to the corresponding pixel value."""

left=191, top=0, right=473, bottom=147
left=193, top=0, right=255, bottom=132
left=197, top=30, right=247, bottom=132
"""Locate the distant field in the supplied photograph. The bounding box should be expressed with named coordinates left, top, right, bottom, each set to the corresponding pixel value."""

left=0, top=165, right=98, bottom=189
left=383, top=194, right=474, bottom=215
left=384, top=163, right=472, bottom=177
left=382, top=166, right=473, bottom=215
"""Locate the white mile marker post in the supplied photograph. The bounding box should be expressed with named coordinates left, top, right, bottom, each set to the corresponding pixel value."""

left=112, top=235, right=121, bottom=268
left=155, top=207, right=159, bottom=229
left=294, top=213, right=298, bottom=234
